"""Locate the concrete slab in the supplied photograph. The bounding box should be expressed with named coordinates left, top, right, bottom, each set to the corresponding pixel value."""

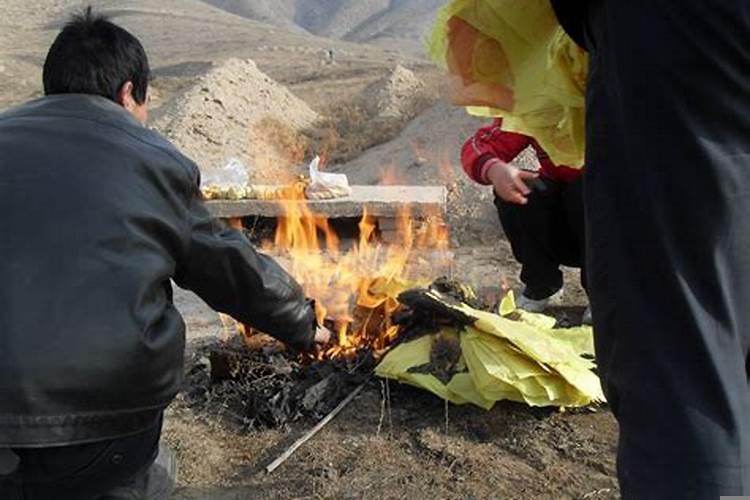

left=204, top=185, right=447, bottom=219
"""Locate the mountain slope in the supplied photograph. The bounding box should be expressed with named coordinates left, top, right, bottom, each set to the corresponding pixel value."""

left=200, top=0, right=443, bottom=54
left=342, top=0, right=444, bottom=49
left=0, top=0, right=399, bottom=109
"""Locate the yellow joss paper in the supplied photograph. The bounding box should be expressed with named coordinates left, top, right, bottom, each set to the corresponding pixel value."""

left=427, top=0, right=588, bottom=167
left=374, top=333, right=496, bottom=410
left=376, top=286, right=604, bottom=409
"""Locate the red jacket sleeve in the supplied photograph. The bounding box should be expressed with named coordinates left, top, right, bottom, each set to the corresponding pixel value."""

left=460, top=118, right=532, bottom=185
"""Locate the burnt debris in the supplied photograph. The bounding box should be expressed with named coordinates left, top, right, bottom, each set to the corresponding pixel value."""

left=182, top=336, right=373, bottom=430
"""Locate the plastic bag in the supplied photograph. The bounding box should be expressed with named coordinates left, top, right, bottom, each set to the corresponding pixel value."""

left=305, top=156, right=352, bottom=200
left=202, top=158, right=249, bottom=189
left=200, top=158, right=253, bottom=200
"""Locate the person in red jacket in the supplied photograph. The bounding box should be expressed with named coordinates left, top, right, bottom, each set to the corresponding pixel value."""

left=462, top=118, right=589, bottom=320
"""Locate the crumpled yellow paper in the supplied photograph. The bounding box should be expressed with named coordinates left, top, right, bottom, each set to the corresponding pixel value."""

left=375, top=328, right=495, bottom=409
left=376, top=291, right=604, bottom=409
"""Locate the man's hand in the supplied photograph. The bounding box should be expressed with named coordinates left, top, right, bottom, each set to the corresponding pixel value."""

left=314, top=326, right=332, bottom=345
left=485, top=158, right=539, bottom=205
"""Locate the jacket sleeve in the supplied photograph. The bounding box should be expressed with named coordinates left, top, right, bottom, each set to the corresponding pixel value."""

left=461, top=122, right=498, bottom=185
left=173, top=181, right=316, bottom=353
left=461, top=118, right=533, bottom=184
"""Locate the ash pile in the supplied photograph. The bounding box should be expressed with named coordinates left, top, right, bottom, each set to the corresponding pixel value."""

left=181, top=336, right=374, bottom=430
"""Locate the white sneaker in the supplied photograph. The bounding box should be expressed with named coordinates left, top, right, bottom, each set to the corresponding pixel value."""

left=516, top=288, right=564, bottom=313
left=582, top=306, right=593, bottom=325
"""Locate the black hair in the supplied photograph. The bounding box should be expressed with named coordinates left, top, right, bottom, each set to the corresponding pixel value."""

left=43, top=6, right=150, bottom=104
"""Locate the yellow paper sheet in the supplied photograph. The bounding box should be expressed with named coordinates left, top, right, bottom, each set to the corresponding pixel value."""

left=427, top=0, right=588, bottom=167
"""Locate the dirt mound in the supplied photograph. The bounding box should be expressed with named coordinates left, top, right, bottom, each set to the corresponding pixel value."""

left=153, top=58, right=318, bottom=183
left=361, top=65, right=425, bottom=119
left=331, top=101, right=502, bottom=246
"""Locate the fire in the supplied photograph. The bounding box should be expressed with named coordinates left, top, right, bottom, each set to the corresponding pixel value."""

left=252, top=180, right=451, bottom=359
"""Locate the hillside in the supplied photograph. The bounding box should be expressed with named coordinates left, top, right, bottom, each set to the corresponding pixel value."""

left=200, top=0, right=444, bottom=54
left=331, top=100, right=502, bottom=245
left=0, top=0, right=407, bottom=110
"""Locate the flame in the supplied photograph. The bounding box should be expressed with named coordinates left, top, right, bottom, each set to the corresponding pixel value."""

left=255, top=180, right=451, bottom=359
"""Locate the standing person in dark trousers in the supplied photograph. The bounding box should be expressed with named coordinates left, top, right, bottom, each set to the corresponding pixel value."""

left=551, top=1, right=750, bottom=497
left=0, top=8, right=328, bottom=499
left=461, top=118, right=589, bottom=320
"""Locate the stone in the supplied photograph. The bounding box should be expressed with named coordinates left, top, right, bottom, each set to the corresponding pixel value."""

left=204, top=185, right=447, bottom=219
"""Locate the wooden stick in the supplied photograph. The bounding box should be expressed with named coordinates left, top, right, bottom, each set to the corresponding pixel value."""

left=265, top=382, right=367, bottom=474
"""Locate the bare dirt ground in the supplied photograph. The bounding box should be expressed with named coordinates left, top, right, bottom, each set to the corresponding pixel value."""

left=168, top=243, right=617, bottom=500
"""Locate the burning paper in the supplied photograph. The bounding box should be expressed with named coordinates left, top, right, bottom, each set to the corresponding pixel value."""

left=245, top=178, right=451, bottom=359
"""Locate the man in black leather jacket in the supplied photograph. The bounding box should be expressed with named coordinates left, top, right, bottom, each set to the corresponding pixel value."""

left=0, top=8, right=325, bottom=499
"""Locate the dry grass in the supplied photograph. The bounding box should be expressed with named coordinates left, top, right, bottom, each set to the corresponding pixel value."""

left=304, top=96, right=434, bottom=165
left=252, top=116, right=310, bottom=166
left=250, top=85, right=435, bottom=167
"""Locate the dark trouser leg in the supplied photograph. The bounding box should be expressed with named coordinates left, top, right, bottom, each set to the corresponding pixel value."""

left=494, top=183, right=564, bottom=300
left=584, top=1, right=750, bottom=497
left=559, top=176, right=587, bottom=294
left=0, top=415, right=162, bottom=500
